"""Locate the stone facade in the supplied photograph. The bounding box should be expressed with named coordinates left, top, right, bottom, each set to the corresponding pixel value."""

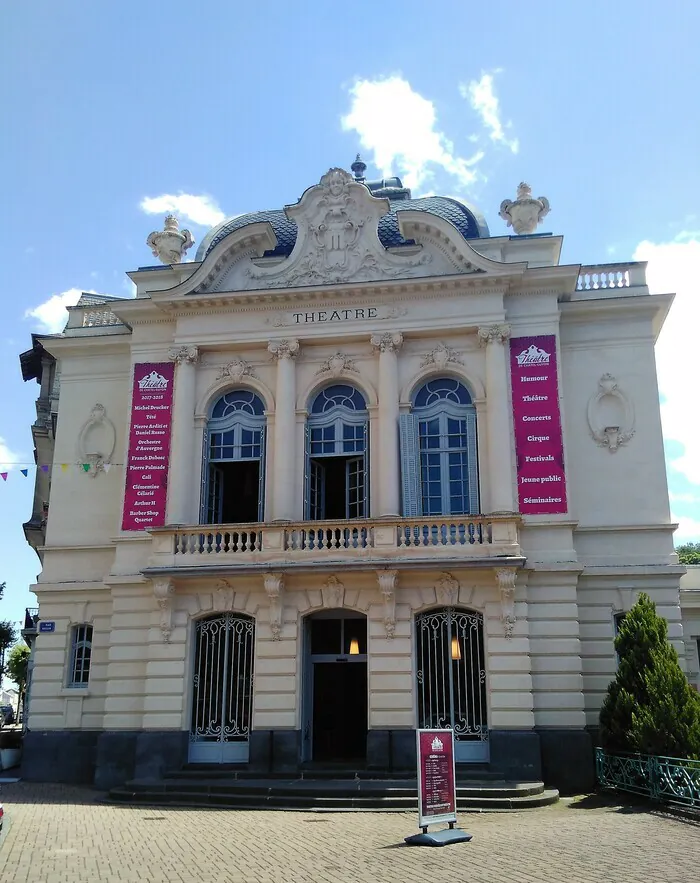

left=20, top=168, right=689, bottom=793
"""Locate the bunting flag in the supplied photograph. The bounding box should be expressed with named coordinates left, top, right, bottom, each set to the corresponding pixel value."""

left=82, top=464, right=90, bottom=473
left=0, top=473, right=7, bottom=481
left=103, top=463, right=111, bottom=473
left=41, top=464, right=49, bottom=473
left=60, top=464, right=69, bottom=473
left=20, top=469, right=28, bottom=477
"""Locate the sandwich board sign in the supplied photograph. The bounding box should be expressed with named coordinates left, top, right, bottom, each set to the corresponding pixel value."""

left=404, top=728, right=472, bottom=847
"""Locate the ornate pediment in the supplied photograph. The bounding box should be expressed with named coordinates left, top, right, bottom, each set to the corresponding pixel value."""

left=198, top=169, right=484, bottom=292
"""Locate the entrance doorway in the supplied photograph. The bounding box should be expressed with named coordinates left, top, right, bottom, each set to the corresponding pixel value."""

left=302, top=612, right=367, bottom=763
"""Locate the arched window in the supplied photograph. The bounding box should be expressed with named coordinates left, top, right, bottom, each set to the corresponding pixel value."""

left=400, top=378, right=479, bottom=516
left=202, top=390, right=266, bottom=524
left=305, top=384, right=368, bottom=520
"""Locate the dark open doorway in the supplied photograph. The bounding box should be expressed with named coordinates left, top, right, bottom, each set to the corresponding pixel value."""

left=208, top=461, right=260, bottom=523
left=304, top=613, right=367, bottom=763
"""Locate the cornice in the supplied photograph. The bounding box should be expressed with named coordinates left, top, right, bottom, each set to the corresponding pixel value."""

left=39, top=336, right=132, bottom=359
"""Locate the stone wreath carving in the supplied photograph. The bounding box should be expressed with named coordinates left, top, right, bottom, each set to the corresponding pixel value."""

left=316, top=353, right=358, bottom=377
left=587, top=374, right=635, bottom=453
left=76, top=403, right=116, bottom=477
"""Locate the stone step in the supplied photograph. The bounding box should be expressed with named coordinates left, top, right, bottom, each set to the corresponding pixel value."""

left=127, top=777, right=546, bottom=800
left=167, top=764, right=502, bottom=782
left=108, top=786, right=559, bottom=811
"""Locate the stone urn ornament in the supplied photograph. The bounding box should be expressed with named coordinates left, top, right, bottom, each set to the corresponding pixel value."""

left=146, top=214, right=194, bottom=264
left=499, top=183, right=550, bottom=235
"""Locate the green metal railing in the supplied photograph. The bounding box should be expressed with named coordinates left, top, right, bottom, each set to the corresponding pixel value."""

left=596, top=748, right=700, bottom=810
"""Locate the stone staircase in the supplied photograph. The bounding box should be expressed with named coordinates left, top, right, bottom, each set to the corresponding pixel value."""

left=108, top=765, right=559, bottom=811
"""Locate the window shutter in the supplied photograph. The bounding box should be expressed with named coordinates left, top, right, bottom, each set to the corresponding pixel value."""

left=465, top=407, right=480, bottom=514
left=303, top=424, right=311, bottom=519
left=399, top=413, right=422, bottom=517
left=199, top=427, right=210, bottom=524
left=258, top=426, right=267, bottom=522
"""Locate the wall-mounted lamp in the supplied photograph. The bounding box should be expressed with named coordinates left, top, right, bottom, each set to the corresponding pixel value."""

left=349, top=638, right=360, bottom=656
left=451, top=636, right=462, bottom=661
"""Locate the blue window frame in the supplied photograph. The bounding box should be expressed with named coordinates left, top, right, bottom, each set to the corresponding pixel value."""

left=400, top=378, right=479, bottom=517
left=201, top=390, right=266, bottom=524
left=305, top=384, right=369, bottom=520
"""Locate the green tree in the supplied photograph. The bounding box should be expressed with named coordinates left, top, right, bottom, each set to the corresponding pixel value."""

left=6, top=643, right=29, bottom=691
left=0, top=582, right=5, bottom=600
left=676, top=542, right=700, bottom=565
left=0, top=620, right=17, bottom=681
left=599, top=593, right=700, bottom=758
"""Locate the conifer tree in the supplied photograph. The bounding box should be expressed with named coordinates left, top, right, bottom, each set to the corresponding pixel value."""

left=599, top=593, right=700, bottom=758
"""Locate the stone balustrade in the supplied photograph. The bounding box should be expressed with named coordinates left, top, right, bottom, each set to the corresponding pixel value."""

left=576, top=262, right=647, bottom=292
left=147, top=515, right=520, bottom=570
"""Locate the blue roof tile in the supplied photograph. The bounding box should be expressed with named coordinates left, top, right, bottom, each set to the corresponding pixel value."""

left=195, top=195, right=489, bottom=262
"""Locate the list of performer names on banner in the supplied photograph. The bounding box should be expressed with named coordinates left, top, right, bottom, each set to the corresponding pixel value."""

left=418, top=730, right=456, bottom=823
left=121, top=362, right=175, bottom=531
left=510, top=335, right=568, bottom=515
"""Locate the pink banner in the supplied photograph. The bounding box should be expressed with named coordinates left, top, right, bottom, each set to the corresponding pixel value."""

left=510, top=335, right=568, bottom=515
left=121, top=362, right=175, bottom=531
left=417, top=729, right=457, bottom=827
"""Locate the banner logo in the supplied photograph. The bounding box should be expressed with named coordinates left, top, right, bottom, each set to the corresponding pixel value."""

left=137, top=370, right=169, bottom=391
left=431, top=736, right=444, bottom=751
left=515, top=344, right=551, bottom=367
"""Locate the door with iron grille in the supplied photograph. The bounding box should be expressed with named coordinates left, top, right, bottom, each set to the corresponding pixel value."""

left=189, top=613, right=255, bottom=763
left=415, top=607, right=489, bottom=762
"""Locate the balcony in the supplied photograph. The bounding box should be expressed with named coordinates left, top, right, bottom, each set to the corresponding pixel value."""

left=575, top=262, right=648, bottom=297
left=147, top=515, right=521, bottom=573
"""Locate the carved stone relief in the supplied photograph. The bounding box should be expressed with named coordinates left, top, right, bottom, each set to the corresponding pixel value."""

left=76, top=403, right=116, bottom=477
left=477, top=324, right=511, bottom=346
left=495, top=568, right=517, bottom=639
left=215, top=358, right=257, bottom=383
left=263, top=572, right=285, bottom=640
left=376, top=569, right=398, bottom=638
left=435, top=572, right=459, bottom=607
left=322, top=575, right=345, bottom=608
left=420, top=342, right=463, bottom=369
left=168, top=345, right=200, bottom=365
left=316, top=353, right=358, bottom=377
left=370, top=331, right=404, bottom=354
left=215, top=579, right=235, bottom=611
left=587, top=374, right=635, bottom=452
left=153, top=578, right=175, bottom=642
left=268, top=339, right=300, bottom=361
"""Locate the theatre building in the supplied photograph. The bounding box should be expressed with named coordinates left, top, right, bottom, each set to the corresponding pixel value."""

left=20, top=164, right=687, bottom=793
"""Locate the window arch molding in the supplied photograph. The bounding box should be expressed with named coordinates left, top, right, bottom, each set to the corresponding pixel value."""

left=195, top=376, right=275, bottom=421
left=305, top=382, right=370, bottom=521
left=201, top=388, right=268, bottom=524
left=399, top=376, right=480, bottom=518
left=401, top=365, right=484, bottom=406
left=299, top=374, right=377, bottom=413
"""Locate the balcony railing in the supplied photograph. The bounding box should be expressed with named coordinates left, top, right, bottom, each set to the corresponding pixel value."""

left=23, top=608, right=39, bottom=632
left=148, top=515, right=520, bottom=569
left=576, top=262, right=647, bottom=293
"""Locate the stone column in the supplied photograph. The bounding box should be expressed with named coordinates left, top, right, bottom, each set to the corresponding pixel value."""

left=268, top=339, right=300, bottom=521
left=477, top=324, right=515, bottom=513
left=167, top=345, right=200, bottom=524
left=370, top=332, right=403, bottom=517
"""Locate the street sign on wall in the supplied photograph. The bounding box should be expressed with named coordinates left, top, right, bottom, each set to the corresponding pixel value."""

left=39, top=621, right=55, bottom=633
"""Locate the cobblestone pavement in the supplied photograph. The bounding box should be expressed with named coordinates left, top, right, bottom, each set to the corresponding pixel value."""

left=1, top=783, right=699, bottom=883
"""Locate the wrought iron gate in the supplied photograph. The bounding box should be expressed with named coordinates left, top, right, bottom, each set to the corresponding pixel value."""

left=189, top=613, right=255, bottom=763
left=415, top=607, right=489, bottom=762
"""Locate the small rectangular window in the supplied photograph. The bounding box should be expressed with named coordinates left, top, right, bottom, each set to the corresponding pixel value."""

left=68, top=624, right=93, bottom=687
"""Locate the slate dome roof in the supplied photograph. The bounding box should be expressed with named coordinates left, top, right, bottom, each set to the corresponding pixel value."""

left=194, top=175, right=490, bottom=262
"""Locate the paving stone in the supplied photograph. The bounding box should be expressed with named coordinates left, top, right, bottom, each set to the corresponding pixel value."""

left=0, top=784, right=699, bottom=882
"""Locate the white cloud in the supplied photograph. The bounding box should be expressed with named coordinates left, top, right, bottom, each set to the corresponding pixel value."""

left=341, top=76, right=483, bottom=193
left=140, top=193, right=226, bottom=227
left=635, top=237, right=700, bottom=488
left=25, top=287, right=111, bottom=334
left=459, top=73, right=518, bottom=154
left=671, top=512, right=700, bottom=541
left=0, top=437, right=20, bottom=471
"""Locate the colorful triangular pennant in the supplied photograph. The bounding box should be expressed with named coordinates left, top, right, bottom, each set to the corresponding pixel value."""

left=20, top=468, right=28, bottom=477
left=103, top=463, right=111, bottom=473
left=0, top=473, right=7, bottom=482
left=41, top=464, right=49, bottom=473
left=60, top=463, right=69, bottom=473
left=82, top=463, right=90, bottom=473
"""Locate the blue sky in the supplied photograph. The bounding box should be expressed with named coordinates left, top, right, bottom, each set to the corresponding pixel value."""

left=1, top=1, right=699, bottom=648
